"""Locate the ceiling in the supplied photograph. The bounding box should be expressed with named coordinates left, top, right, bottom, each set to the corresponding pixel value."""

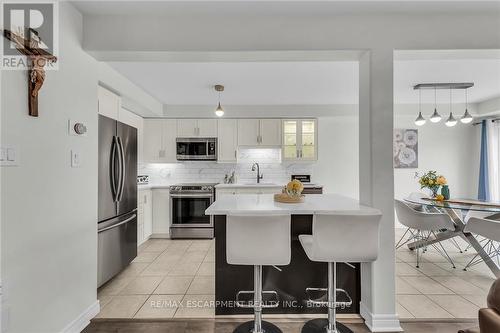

left=395, top=58, right=500, bottom=104
left=107, top=57, right=500, bottom=106
left=72, top=1, right=500, bottom=17
left=107, top=61, right=359, bottom=105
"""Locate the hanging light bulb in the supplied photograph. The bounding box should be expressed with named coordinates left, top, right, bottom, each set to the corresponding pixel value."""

left=214, top=85, right=225, bottom=117
left=415, top=89, right=426, bottom=126
left=445, top=88, right=457, bottom=127
left=430, top=87, right=442, bottom=123
left=460, top=88, right=473, bottom=124
left=215, top=102, right=224, bottom=117
left=445, top=113, right=457, bottom=127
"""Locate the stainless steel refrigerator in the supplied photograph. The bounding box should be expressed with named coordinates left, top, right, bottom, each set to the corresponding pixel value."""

left=98, top=115, right=138, bottom=287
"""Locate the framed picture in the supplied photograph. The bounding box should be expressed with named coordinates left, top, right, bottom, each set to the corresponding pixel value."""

left=394, top=129, right=418, bottom=168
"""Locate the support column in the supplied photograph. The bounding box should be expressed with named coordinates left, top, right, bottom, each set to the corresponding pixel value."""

left=359, top=50, right=402, bottom=332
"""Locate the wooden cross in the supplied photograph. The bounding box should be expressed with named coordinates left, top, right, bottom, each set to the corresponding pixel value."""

left=2, top=29, right=57, bottom=117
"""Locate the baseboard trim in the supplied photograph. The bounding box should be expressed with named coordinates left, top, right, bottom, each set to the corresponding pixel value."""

left=151, top=233, right=170, bottom=239
left=360, top=302, right=403, bottom=332
left=61, top=300, right=100, bottom=333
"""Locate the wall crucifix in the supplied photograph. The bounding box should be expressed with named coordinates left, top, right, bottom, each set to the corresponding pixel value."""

left=2, top=29, right=57, bottom=117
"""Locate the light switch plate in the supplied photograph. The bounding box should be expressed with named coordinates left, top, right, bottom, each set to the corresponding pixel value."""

left=71, top=150, right=81, bottom=168
left=0, top=145, right=19, bottom=167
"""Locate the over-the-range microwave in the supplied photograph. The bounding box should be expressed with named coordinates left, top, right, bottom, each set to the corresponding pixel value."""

left=176, top=137, right=217, bottom=161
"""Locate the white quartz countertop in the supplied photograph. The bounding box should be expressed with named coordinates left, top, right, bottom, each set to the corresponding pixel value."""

left=215, top=183, right=285, bottom=188
left=205, top=193, right=381, bottom=216
left=215, top=183, right=323, bottom=188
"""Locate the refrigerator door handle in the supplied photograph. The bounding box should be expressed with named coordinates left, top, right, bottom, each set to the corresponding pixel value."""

left=110, top=136, right=118, bottom=202
left=98, top=213, right=137, bottom=233
left=117, top=136, right=126, bottom=202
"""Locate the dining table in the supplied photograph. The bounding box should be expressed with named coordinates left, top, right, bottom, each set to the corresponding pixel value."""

left=403, top=196, right=500, bottom=278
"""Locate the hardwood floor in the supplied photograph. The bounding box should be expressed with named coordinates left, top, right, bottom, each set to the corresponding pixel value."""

left=84, top=319, right=476, bottom=333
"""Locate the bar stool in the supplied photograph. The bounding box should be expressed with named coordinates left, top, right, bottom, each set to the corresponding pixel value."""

left=299, top=212, right=382, bottom=333
left=226, top=213, right=292, bottom=333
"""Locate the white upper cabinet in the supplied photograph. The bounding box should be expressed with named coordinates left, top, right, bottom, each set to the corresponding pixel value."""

left=197, top=119, right=218, bottom=137
left=118, top=108, right=144, bottom=162
left=177, top=119, right=217, bottom=137
left=218, top=119, right=238, bottom=162
left=260, top=119, right=282, bottom=146
left=97, top=86, right=120, bottom=120
left=177, top=119, right=198, bottom=137
left=237, top=119, right=282, bottom=146
left=238, top=119, right=260, bottom=146
left=282, top=119, right=317, bottom=161
left=143, top=119, right=177, bottom=163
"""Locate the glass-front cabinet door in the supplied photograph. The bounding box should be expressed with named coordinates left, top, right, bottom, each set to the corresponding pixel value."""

left=283, top=120, right=298, bottom=159
left=282, top=119, right=317, bottom=161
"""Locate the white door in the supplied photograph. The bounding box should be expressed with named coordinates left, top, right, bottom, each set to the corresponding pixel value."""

left=177, top=119, right=198, bottom=137
left=143, top=119, right=164, bottom=162
left=197, top=119, right=218, bottom=137
left=218, top=119, right=238, bottom=162
left=162, top=119, right=178, bottom=162
left=238, top=119, right=260, bottom=146
left=97, top=86, right=120, bottom=120
left=260, top=119, right=282, bottom=146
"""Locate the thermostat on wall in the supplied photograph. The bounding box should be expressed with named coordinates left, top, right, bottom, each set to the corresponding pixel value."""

left=68, top=119, right=88, bottom=136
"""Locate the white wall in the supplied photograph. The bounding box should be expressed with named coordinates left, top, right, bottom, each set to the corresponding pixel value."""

left=313, top=116, right=359, bottom=198
left=1, top=3, right=98, bottom=332
left=0, top=3, right=160, bottom=332
left=394, top=114, right=480, bottom=201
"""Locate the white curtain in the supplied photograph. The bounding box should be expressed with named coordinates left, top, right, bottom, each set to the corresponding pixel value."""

left=487, top=120, right=500, bottom=202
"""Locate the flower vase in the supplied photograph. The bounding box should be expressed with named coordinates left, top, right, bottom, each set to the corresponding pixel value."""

left=430, top=187, right=439, bottom=198
left=441, top=185, right=450, bottom=200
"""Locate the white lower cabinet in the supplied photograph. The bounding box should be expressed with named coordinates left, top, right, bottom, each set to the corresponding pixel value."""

left=152, top=189, right=170, bottom=237
left=138, top=189, right=152, bottom=245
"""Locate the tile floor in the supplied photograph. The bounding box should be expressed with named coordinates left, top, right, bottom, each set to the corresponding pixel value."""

left=395, top=227, right=495, bottom=320
left=97, top=229, right=496, bottom=321
left=97, top=238, right=215, bottom=319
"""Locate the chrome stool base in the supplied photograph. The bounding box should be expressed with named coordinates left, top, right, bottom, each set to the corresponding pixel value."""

left=301, top=319, right=353, bottom=333
left=233, top=320, right=283, bottom=333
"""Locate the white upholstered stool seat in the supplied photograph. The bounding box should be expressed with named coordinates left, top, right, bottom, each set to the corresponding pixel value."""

left=299, top=213, right=382, bottom=333
left=226, top=213, right=291, bottom=333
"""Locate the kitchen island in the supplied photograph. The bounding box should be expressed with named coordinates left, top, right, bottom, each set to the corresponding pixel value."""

left=205, top=193, right=381, bottom=315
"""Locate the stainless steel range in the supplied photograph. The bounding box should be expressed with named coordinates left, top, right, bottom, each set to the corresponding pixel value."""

left=170, top=183, right=216, bottom=239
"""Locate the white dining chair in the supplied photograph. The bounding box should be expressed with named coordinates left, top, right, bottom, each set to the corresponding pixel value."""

left=394, top=199, right=457, bottom=268
left=395, top=193, right=426, bottom=249
left=463, top=217, right=500, bottom=271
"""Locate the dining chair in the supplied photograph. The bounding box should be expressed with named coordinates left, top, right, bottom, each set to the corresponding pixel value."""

left=395, top=193, right=427, bottom=250
left=462, top=207, right=500, bottom=254
left=394, top=199, right=457, bottom=268
left=463, top=217, right=500, bottom=271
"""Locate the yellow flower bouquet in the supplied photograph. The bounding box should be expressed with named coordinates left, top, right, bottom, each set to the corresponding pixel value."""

left=415, top=171, right=447, bottom=198
left=285, top=179, right=304, bottom=198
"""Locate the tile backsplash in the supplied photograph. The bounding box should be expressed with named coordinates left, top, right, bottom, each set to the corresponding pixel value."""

left=139, top=148, right=313, bottom=185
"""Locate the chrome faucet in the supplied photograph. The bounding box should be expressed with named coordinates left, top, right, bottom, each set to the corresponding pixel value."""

left=251, top=163, right=263, bottom=183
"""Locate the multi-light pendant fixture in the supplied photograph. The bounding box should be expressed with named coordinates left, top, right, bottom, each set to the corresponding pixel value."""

left=214, top=84, right=225, bottom=117
left=413, top=82, right=474, bottom=127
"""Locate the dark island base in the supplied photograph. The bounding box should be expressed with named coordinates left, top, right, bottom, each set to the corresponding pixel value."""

left=214, top=215, right=360, bottom=315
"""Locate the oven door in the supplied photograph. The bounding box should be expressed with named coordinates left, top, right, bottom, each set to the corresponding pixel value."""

left=170, top=194, right=213, bottom=228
